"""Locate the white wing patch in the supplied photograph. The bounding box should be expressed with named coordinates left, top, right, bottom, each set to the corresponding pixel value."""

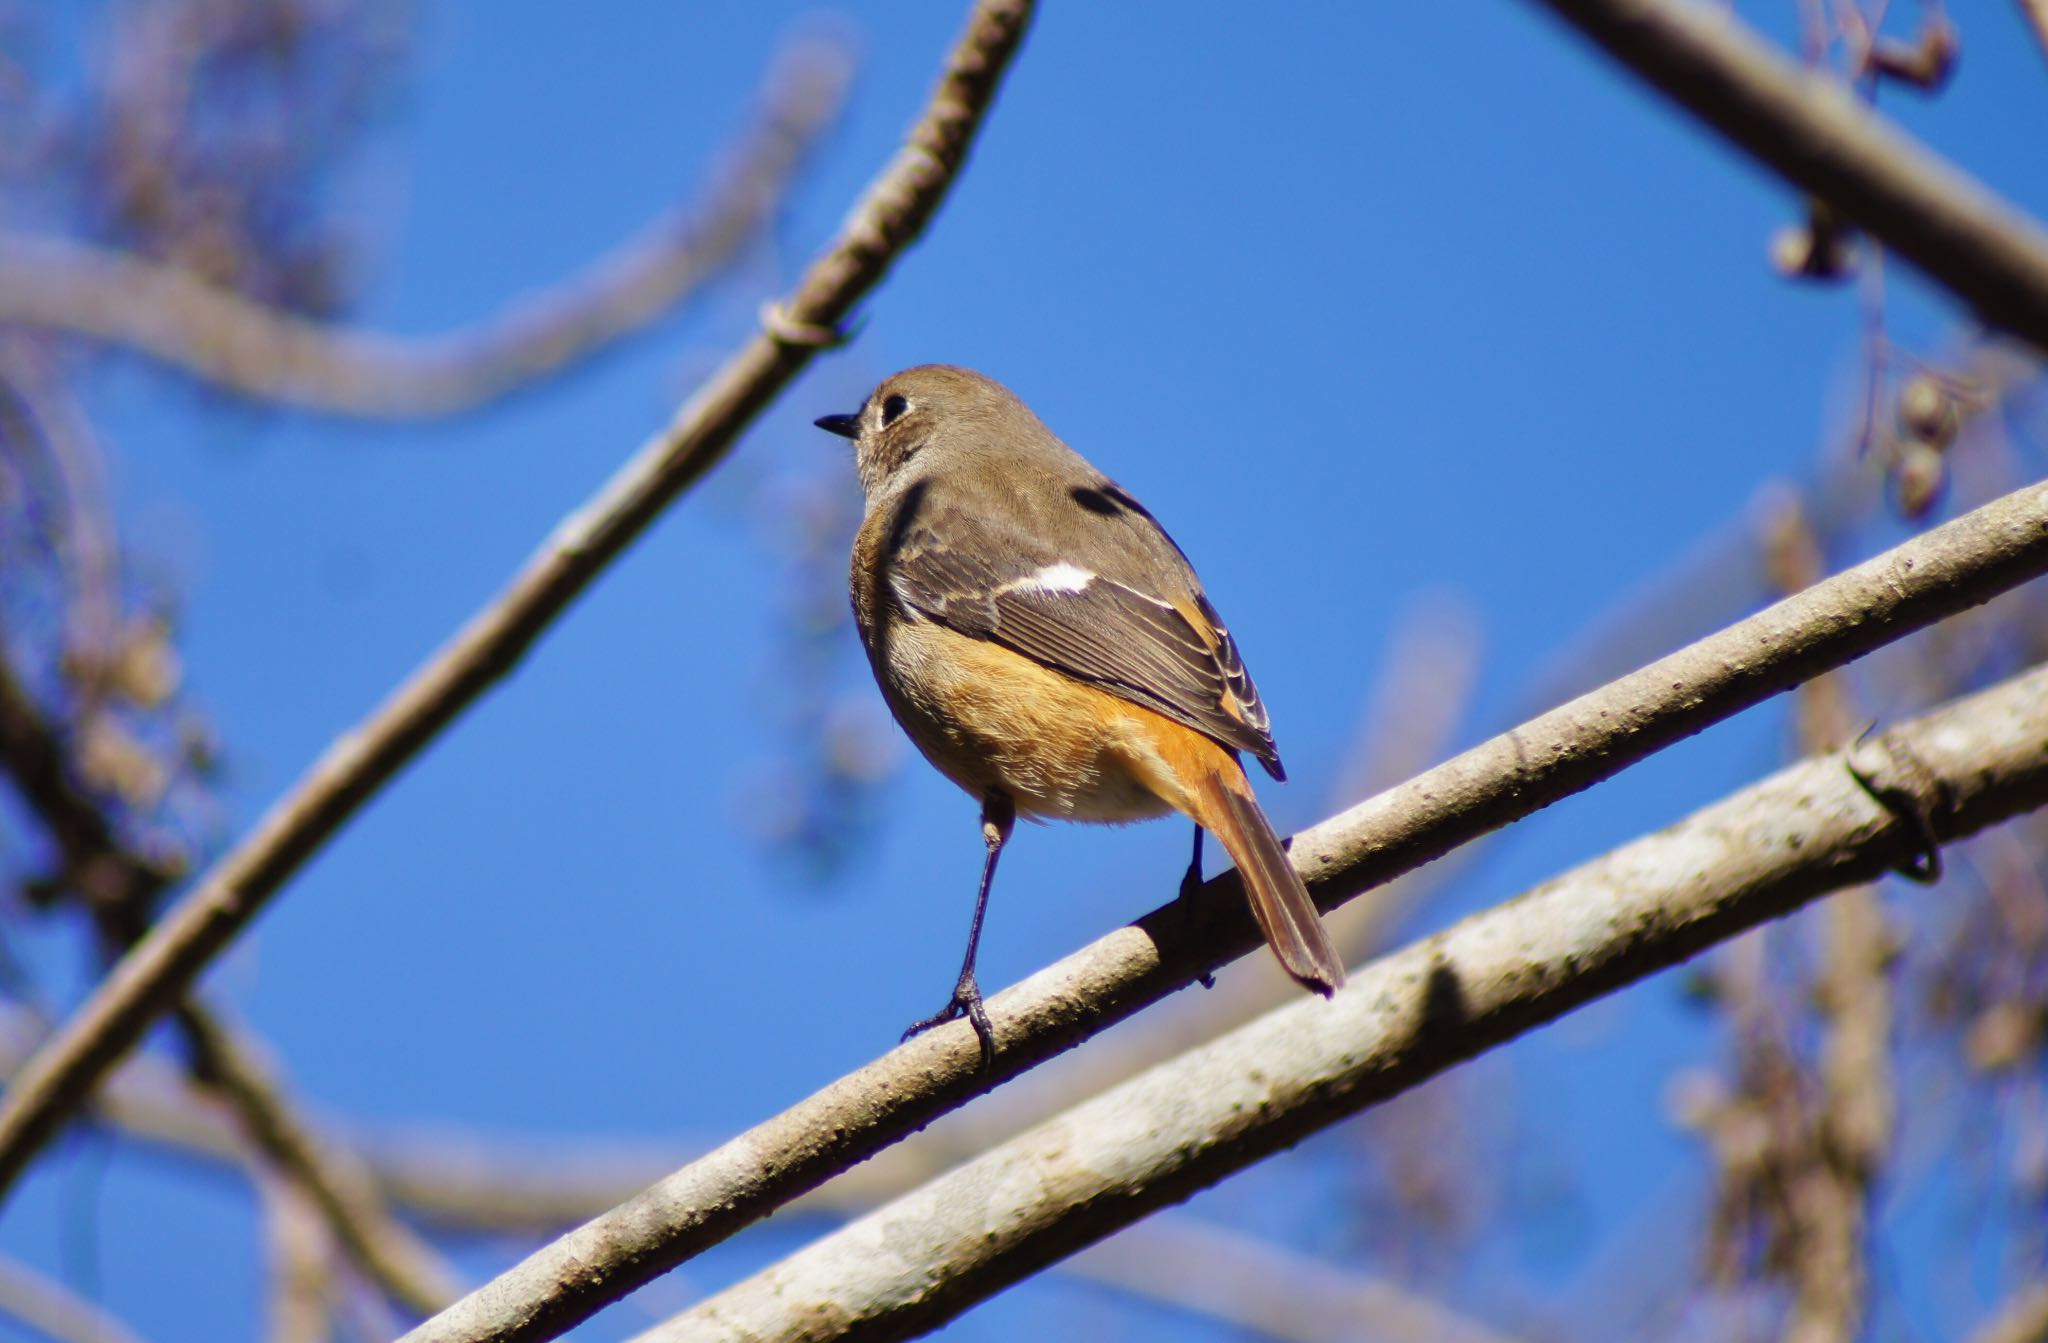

left=1015, top=561, right=1095, bottom=594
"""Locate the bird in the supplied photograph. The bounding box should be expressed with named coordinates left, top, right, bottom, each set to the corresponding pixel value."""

left=815, top=364, right=1343, bottom=1068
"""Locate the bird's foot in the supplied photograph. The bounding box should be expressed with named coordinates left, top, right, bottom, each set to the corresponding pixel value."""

left=902, top=977, right=997, bottom=1072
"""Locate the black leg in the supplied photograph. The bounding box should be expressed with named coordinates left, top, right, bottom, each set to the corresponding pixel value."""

left=1179, top=824, right=1205, bottom=902
left=1179, top=824, right=1216, bottom=990
left=903, top=791, right=1015, bottom=1071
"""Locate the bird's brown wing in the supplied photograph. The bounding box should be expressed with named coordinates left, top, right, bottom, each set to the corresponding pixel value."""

left=881, top=490, right=1285, bottom=779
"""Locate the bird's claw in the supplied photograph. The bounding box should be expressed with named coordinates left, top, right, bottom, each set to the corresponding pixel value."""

left=902, top=982, right=997, bottom=1072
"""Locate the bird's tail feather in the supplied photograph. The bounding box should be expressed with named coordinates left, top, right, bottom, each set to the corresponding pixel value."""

left=1195, top=770, right=1344, bottom=994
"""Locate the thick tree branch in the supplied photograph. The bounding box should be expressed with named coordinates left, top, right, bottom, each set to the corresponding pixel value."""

left=1522, top=0, right=2048, bottom=351
left=0, top=38, right=851, bottom=419
left=645, top=663, right=2048, bottom=1342
left=404, top=483, right=2048, bottom=1343
left=0, top=0, right=1035, bottom=1205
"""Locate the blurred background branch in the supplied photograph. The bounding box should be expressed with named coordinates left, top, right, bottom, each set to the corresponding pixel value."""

left=0, top=38, right=851, bottom=419
left=0, top=1250, right=145, bottom=1343
left=1528, top=0, right=2048, bottom=349
left=0, top=604, right=461, bottom=1315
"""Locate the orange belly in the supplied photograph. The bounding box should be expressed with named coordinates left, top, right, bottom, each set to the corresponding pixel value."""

left=871, top=617, right=1204, bottom=822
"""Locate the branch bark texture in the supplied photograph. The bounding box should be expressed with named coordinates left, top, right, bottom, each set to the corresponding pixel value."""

left=406, top=484, right=2048, bottom=1343
left=0, top=0, right=1035, bottom=1207
left=1525, top=0, right=2048, bottom=351
left=646, top=662, right=2048, bottom=1342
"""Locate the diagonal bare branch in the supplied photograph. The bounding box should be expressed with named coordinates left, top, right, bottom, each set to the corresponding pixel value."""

left=0, top=0, right=1036, bottom=1206
left=401, top=482, right=2048, bottom=1343
left=0, top=37, right=852, bottom=419
left=1523, top=0, right=2048, bottom=350
left=643, top=661, right=2048, bottom=1342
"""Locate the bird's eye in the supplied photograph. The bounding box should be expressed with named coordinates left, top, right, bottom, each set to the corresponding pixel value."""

left=881, top=394, right=909, bottom=425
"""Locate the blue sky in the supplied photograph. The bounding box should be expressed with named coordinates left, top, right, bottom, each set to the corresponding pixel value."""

left=7, top=2, right=2048, bottom=1339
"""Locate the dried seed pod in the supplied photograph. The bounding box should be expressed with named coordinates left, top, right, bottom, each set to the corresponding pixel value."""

left=1892, top=440, right=1948, bottom=519
left=109, top=614, right=180, bottom=709
left=1870, top=17, right=1958, bottom=92
left=1769, top=202, right=1857, bottom=281
left=1897, top=373, right=1959, bottom=449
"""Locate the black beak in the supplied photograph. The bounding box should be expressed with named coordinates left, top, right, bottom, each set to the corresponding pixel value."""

left=814, top=413, right=859, bottom=439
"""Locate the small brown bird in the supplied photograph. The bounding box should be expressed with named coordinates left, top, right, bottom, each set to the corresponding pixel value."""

left=816, top=365, right=1343, bottom=1067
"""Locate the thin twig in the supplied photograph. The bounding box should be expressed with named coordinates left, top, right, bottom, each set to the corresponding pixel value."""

left=403, top=482, right=2048, bottom=1343
left=0, top=0, right=1036, bottom=1205
left=0, top=39, right=853, bottom=419
left=643, top=662, right=2048, bottom=1342
left=0, top=351, right=123, bottom=687
left=1524, top=0, right=2048, bottom=351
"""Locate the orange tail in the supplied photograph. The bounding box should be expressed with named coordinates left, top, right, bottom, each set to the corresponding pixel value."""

left=1190, top=767, right=1345, bottom=995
